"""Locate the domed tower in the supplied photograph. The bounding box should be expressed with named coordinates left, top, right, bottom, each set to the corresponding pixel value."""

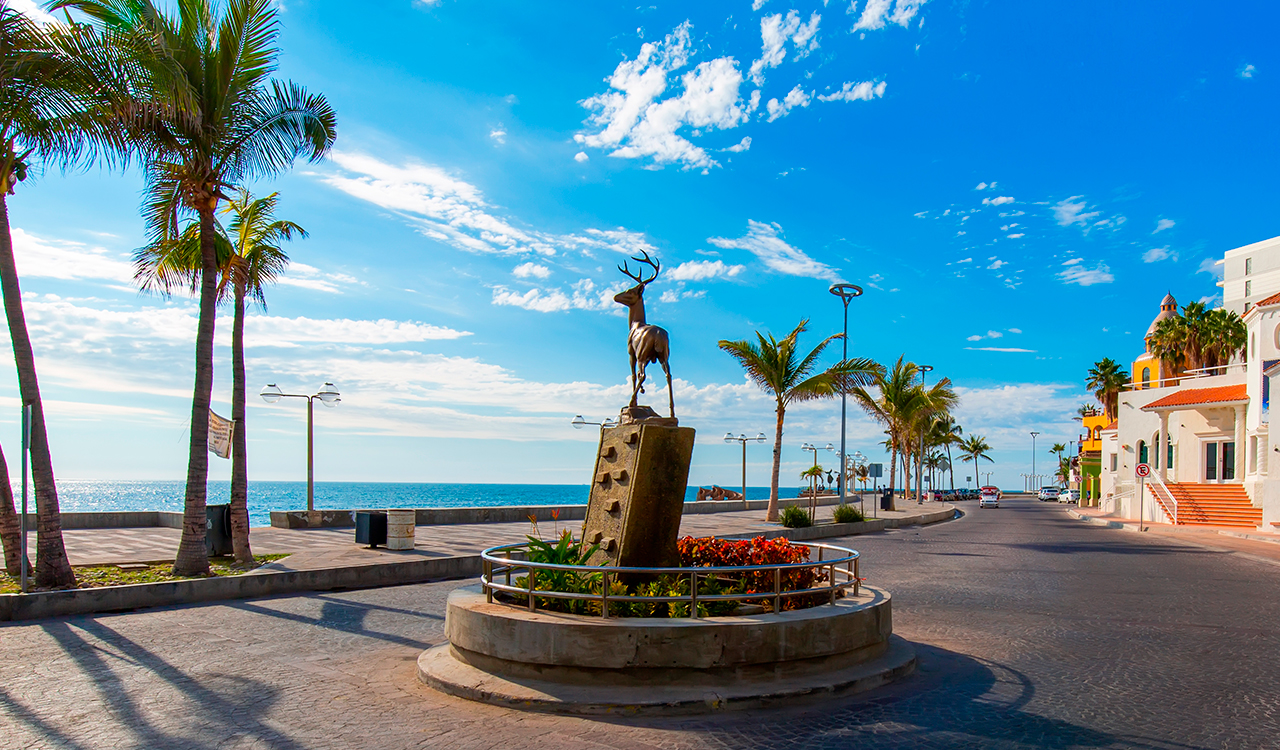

left=1132, top=292, right=1178, bottom=389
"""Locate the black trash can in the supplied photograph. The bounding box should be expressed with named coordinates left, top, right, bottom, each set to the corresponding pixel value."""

left=205, top=503, right=233, bottom=557
left=880, top=489, right=893, bottom=511
left=355, top=511, right=388, bottom=548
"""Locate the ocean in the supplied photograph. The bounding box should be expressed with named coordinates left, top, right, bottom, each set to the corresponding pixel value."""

left=41, top=481, right=787, bottom=528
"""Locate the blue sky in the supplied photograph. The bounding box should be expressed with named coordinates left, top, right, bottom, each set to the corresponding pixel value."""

left=2, top=0, right=1277, bottom=490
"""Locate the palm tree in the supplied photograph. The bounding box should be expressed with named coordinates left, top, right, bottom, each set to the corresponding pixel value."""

left=854, top=357, right=927, bottom=510
left=800, top=465, right=824, bottom=516
left=135, top=190, right=304, bottom=567
left=960, top=435, right=993, bottom=486
left=0, top=442, right=29, bottom=576
left=1050, top=442, right=1067, bottom=476
left=719, top=319, right=881, bottom=522
left=0, top=3, right=126, bottom=587
left=931, top=416, right=964, bottom=493
left=60, top=0, right=337, bottom=574
left=1085, top=358, right=1128, bottom=422
left=1201, top=307, right=1246, bottom=369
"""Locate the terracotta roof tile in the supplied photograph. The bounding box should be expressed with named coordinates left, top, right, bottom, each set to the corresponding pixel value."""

left=1103, top=420, right=1118, bottom=431
left=1141, top=384, right=1247, bottom=410
left=1255, top=291, right=1280, bottom=308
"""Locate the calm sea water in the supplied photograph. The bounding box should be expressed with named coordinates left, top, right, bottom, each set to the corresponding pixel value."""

left=43, top=481, right=783, bottom=528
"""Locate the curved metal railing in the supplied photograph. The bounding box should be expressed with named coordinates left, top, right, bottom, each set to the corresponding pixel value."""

left=480, top=540, right=861, bottom=619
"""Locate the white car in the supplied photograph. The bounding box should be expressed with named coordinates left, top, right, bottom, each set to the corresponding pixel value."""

left=978, top=486, right=1000, bottom=508
left=1058, top=489, right=1078, bottom=504
left=1037, top=486, right=1060, bottom=502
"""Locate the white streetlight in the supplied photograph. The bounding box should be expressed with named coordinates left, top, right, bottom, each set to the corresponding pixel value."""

left=260, top=383, right=341, bottom=512
left=725, top=432, right=767, bottom=500
left=829, top=282, right=864, bottom=507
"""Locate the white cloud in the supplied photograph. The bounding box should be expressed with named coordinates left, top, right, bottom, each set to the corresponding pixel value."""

left=816, top=80, right=886, bottom=102
left=12, top=228, right=134, bottom=284
left=491, top=278, right=626, bottom=314
left=577, top=22, right=749, bottom=169
left=725, top=136, right=752, bottom=152
left=963, top=347, right=1036, bottom=353
left=853, top=0, right=927, bottom=30
left=1057, top=260, right=1114, bottom=286
left=1053, top=196, right=1101, bottom=227
left=974, top=181, right=996, bottom=190
left=752, top=0, right=769, bottom=10
left=8, top=0, right=56, bottom=24
left=489, top=129, right=506, bottom=144
left=987, top=259, right=1006, bottom=270
left=1239, top=63, right=1256, bottom=79
left=749, top=11, right=820, bottom=85
left=982, top=195, right=1014, bottom=206
left=956, top=257, right=972, bottom=264
left=574, top=151, right=589, bottom=163
left=1142, top=246, right=1175, bottom=263
left=966, top=330, right=1003, bottom=342
left=766, top=85, right=812, bottom=121
left=243, top=315, right=471, bottom=346
left=708, top=220, right=839, bottom=281
left=668, top=259, right=745, bottom=281
left=1007, top=233, right=1025, bottom=239
left=320, top=151, right=652, bottom=258
left=659, top=289, right=679, bottom=303
left=1198, top=257, right=1224, bottom=280
left=1008, top=328, right=1022, bottom=334
left=513, top=262, right=552, bottom=279
left=1154, top=218, right=1175, bottom=233
left=276, top=261, right=357, bottom=295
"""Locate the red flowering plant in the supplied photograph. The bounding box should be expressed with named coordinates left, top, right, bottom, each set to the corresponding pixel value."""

left=677, top=535, right=831, bottom=612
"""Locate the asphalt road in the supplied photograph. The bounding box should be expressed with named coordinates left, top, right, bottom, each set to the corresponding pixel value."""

left=2, top=499, right=1278, bottom=749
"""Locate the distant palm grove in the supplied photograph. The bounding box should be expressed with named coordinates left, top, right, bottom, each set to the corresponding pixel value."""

left=0, top=0, right=335, bottom=587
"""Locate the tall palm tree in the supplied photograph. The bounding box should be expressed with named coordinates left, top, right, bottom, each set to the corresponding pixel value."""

left=59, top=0, right=337, bottom=574
left=854, top=356, right=926, bottom=511
left=1050, top=442, right=1067, bottom=476
left=1201, top=307, right=1246, bottom=369
left=0, top=442, right=28, bottom=576
left=1085, top=358, right=1128, bottom=422
left=135, top=190, right=304, bottom=567
left=931, top=415, right=964, bottom=493
left=960, top=435, right=993, bottom=486
left=719, top=319, right=881, bottom=522
left=0, top=3, right=125, bottom=587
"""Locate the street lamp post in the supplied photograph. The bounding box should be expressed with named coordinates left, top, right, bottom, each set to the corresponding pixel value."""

left=724, top=432, right=767, bottom=500
left=261, top=383, right=341, bottom=512
left=1030, top=431, right=1040, bottom=493
left=829, top=283, right=864, bottom=507
left=918, top=364, right=934, bottom=504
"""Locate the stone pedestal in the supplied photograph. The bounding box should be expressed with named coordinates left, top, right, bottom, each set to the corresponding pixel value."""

left=581, top=415, right=695, bottom=568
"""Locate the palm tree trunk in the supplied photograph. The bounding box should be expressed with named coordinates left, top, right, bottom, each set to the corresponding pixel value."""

left=946, top=443, right=955, bottom=493
left=0, top=197, right=74, bottom=587
left=230, top=281, right=253, bottom=567
left=0, top=442, right=29, bottom=577
left=887, top=442, right=898, bottom=513
left=173, top=205, right=218, bottom=576
left=767, top=401, right=785, bottom=522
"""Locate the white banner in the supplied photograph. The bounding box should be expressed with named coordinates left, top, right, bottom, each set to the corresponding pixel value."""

left=208, top=410, right=234, bottom=459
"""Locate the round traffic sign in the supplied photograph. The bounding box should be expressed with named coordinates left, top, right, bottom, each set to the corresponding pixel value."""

left=1135, top=463, right=1151, bottom=477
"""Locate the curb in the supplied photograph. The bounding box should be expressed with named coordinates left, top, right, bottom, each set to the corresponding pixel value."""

left=1064, top=508, right=1280, bottom=569
left=721, top=506, right=958, bottom=542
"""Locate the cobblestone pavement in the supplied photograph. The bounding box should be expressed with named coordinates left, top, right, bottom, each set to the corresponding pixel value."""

left=3, top=499, right=1278, bottom=749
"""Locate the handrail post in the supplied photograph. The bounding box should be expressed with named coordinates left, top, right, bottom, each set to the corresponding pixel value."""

left=773, top=567, right=781, bottom=613
left=689, top=572, right=698, bottom=619
left=484, top=559, right=492, bottom=603
left=528, top=567, right=536, bottom=612
left=505, top=549, right=511, bottom=587
left=853, top=557, right=860, bottom=597
left=829, top=562, right=837, bottom=604
left=601, top=571, right=610, bottom=619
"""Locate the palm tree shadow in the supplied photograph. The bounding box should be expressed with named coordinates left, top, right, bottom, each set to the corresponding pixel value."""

left=613, top=643, right=1212, bottom=750
left=37, top=619, right=307, bottom=750
left=229, top=599, right=436, bottom=650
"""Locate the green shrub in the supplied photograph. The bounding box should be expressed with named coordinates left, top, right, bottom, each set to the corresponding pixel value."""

left=780, top=505, right=812, bottom=528
left=832, top=504, right=864, bottom=524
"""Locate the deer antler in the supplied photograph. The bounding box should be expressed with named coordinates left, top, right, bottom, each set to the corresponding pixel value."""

left=618, top=250, right=660, bottom=285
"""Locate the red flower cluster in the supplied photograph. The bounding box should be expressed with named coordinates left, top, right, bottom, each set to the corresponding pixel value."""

left=677, top=535, right=823, bottom=602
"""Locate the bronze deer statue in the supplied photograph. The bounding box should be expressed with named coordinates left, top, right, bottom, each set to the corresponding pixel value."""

left=613, top=251, right=675, bottom=419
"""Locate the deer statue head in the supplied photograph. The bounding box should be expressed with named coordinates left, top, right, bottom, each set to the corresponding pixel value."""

left=613, top=250, right=660, bottom=308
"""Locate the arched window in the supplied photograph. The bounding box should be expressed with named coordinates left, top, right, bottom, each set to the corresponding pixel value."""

left=1142, top=367, right=1151, bottom=389
left=1153, top=434, right=1160, bottom=470
left=1138, top=440, right=1148, bottom=466
left=1094, top=427, right=1102, bottom=441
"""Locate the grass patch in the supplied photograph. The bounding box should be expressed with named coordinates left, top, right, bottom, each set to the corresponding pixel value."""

left=0, top=554, right=290, bottom=594
left=780, top=505, right=813, bottom=528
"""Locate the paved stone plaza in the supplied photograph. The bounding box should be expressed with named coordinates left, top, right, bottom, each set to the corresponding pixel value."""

left=3, top=499, right=1279, bottom=749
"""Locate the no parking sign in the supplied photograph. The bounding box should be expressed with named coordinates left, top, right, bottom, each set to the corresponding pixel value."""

left=1135, top=463, right=1151, bottom=478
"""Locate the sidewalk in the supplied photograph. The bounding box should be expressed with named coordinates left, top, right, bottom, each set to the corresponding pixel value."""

left=26, top=500, right=945, bottom=569
left=1067, top=506, right=1280, bottom=566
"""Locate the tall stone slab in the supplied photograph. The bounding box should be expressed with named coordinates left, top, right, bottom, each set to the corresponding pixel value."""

left=581, top=420, right=695, bottom=569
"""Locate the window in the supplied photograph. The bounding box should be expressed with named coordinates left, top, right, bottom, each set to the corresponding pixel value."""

left=1142, top=367, right=1151, bottom=388
left=1138, top=440, right=1148, bottom=466
left=1110, top=454, right=1118, bottom=471
left=1246, top=280, right=1253, bottom=297
left=1246, top=257, right=1253, bottom=275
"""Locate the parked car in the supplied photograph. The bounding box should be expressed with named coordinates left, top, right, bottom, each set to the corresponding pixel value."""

left=1037, top=486, right=1060, bottom=502
left=979, top=486, right=1000, bottom=508
left=1058, top=489, right=1078, bottom=504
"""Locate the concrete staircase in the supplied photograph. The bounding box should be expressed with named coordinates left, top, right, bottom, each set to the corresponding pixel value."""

left=1158, top=483, right=1262, bottom=529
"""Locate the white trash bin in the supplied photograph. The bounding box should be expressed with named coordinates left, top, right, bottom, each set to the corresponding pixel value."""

left=386, top=509, right=416, bottom=550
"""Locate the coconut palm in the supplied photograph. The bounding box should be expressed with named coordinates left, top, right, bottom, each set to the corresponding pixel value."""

left=135, top=190, right=304, bottom=567
left=1050, top=442, right=1067, bottom=476
left=853, top=357, right=927, bottom=510
left=0, top=3, right=126, bottom=587
left=960, top=435, right=994, bottom=486
left=59, top=0, right=337, bottom=574
left=719, top=319, right=881, bottom=522
left=1085, top=357, right=1128, bottom=422
left=1201, top=307, right=1246, bottom=369
left=931, top=415, right=964, bottom=493
left=0, top=442, right=28, bottom=576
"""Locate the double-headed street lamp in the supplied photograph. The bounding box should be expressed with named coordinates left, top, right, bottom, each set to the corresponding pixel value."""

left=571, top=415, right=617, bottom=431
left=1030, top=431, right=1040, bottom=491
left=724, top=432, right=766, bottom=500
left=829, top=282, right=864, bottom=506
left=260, top=382, right=340, bottom=512
left=917, top=364, right=934, bottom=504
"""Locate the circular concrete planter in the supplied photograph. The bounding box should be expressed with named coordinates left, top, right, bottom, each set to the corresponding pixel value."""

left=417, top=585, right=914, bottom=715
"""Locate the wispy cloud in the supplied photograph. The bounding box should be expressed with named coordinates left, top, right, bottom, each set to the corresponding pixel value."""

left=491, top=278, right=626, bottom=314
left=766, top=85, right=812, bottom=121
left=817, top=80, right=887, bottom=102
left=1153, top=218, right=1175, bottom=233
left=668, top=259, right=745, bottom=281
left=1142, top=246, right=1175, bottom=263
left=707, top=221, right=839, bottom=281
left=1057, top=259, right=1114, bottom=286
left=1239, top=63, right=1257, bottom=79
left=964, top=347, right=1036, bottom=353
left=513, top=262, right=552, bottom=279
left=12, top=227, right=134, bottom=284
left=1052, top=196, right=1101, bottom=227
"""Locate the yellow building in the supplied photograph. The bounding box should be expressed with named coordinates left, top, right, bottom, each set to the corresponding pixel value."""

left=1077, top=412, right=1109, bottom=506
left=1132, top=292, right=1178, bottom=389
